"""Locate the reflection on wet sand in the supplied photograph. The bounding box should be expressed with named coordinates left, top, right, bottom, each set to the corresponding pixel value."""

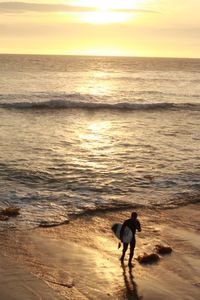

left=121, top=263, right=142, bottom=300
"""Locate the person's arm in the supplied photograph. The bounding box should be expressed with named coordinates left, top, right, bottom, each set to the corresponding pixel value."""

left=136, top=219, right=141, bottom=232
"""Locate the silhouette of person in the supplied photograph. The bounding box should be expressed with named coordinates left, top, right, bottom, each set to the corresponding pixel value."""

left=120, top=212, right=141, bottom=267
left=121, top=264, right=142, bottom=300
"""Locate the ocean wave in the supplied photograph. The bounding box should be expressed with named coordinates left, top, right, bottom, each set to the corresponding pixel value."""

left=1, top=182, right=199, bottom=230
left=161, top=192, right=200, bottom=209
left=65, top=193, right=200, bottom=218
left=1, top=99, right=200, bottom=112
left=70, top=202, right=144, bottom=219
left=133, top=90, right=200, bottom=99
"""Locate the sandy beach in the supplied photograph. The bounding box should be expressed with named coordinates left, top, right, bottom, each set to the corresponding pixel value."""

left=0, top=203, right=200, bottom=299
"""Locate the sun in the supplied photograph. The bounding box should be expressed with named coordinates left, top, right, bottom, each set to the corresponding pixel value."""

left=81, top=11, right=131, bottom=24
left=71, top=0, right=144, bottom=24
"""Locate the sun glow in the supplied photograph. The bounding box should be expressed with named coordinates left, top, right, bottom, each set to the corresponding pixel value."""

left=81, top=12, right=131, bottom=24
left=71, top=0, right=144, bottom=10
left=2, top=0, right=199, bottom=58
left=71, top=0, right=144, bottom=24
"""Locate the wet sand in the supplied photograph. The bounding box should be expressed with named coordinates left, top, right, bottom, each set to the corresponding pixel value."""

left=0, top=254, right=66, bottom=300
left=0, top=204, right=200, bottom=299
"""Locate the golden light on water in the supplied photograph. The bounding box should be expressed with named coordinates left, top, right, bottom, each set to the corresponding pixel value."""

left=78, top=72, right=113, bottom=96
left=80, top=120, right=111, bottom=145
left=74, top=119, right=113, bottom=169
left=87, top=121, right=111, bottom=134
left=78, top=120, right=112, bottom=151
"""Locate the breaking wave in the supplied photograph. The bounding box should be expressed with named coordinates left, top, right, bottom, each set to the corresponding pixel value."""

left=1, top=99, right=200, bottom=112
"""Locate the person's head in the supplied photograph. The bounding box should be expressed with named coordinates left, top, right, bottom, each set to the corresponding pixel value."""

left=131, top=212, right=137, bottom=220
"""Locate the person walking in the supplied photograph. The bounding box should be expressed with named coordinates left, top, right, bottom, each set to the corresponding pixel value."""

left=120, top=212, right=141, bottom=267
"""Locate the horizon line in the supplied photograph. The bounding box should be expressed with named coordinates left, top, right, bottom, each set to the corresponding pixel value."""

left=0, top=52, right=199, bottom=60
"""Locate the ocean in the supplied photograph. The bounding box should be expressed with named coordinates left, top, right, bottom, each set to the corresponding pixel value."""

left=0, top=54, right=200, bottom=229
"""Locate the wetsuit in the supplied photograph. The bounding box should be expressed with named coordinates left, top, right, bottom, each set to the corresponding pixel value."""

left=120, top=218, right=141, bottom=264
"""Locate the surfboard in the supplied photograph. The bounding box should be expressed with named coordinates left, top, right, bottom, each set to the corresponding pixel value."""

left=112, top=223, right=133, bottom=243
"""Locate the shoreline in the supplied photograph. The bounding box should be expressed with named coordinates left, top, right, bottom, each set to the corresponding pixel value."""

left=0, top=203, right=200, bottom=299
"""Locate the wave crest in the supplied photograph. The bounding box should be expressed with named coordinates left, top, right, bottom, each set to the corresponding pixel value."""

left=1, top=99, right=200, bottom=111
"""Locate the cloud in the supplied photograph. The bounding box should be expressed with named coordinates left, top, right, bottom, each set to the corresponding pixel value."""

left=0, top=2, right=95, bottom=13
left=0, top=2, right=158, bottom=14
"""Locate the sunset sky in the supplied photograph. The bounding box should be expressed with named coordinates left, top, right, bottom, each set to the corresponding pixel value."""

left=0, top=0, right=199, bottom=58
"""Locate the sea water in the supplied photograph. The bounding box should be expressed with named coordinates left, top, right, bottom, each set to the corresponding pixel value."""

left=0, top=55, right=200, bottom=229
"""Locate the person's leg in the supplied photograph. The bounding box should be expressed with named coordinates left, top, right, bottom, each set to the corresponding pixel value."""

left=128, top=239, right=136, bottom=267
left=120, top=243, right=128, bottom=262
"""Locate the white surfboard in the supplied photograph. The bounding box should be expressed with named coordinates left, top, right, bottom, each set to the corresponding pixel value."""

left=112, top=223, right=133, bottom=243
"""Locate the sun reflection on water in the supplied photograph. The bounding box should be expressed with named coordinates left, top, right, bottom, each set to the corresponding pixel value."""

left=79, top=120, right=112, bottom=149
left=78, top=71, right=113, bottom=97
left=74, top=119, right=114, bottom=170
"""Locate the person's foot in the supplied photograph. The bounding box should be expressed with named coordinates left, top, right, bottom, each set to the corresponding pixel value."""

left=120, top=257, right=124, bottom=264
left=128, top=262, right=134, bottom=268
